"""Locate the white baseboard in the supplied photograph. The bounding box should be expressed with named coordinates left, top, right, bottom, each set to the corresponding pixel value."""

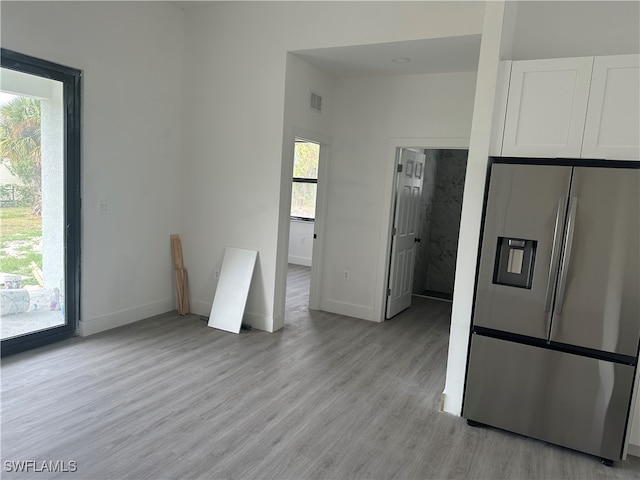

left=79, top=297, right=173, bottom=336
left=320, top=299, right=377, bottom=322
left=627, top=443, right=640, bottom=458
left=288, top=255, right=312, bottom=267
left=189, top=299, right=273, bottom=332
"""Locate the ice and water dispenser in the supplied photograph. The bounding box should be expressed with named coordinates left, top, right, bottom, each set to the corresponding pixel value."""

left=493, top=237, right=537, bottom=289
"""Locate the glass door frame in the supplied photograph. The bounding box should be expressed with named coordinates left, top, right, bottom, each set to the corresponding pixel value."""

left=1, top=49, right=81, bottom=356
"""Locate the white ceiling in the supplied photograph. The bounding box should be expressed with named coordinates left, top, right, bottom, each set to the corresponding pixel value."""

left=291, top=35, right=482, bottom=78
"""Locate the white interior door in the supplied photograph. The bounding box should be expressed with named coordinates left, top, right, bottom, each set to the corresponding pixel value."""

left=386, top=149, right=424, bottom=319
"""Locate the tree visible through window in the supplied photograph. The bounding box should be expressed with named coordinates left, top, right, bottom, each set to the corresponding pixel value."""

left=0, top=96, right=41, bottom=216
left=291, top=140, right=319, bottom=221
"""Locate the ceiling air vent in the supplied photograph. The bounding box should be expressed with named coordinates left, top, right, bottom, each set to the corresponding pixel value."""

left=310, top=90, right=322, bottom=113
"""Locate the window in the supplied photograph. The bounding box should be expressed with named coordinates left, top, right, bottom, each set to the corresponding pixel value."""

left=1, top=49, right=81, bottom=356
left=290, top=140, right=319, bottom=221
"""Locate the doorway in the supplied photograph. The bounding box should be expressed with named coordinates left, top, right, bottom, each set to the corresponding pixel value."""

left=413, top=149, right=468, bottom=301
left=386, top=147, right=467, bottom=318
left=286, top=136, right=327, bottom=312
left=0, top=49, right=81, bottom=355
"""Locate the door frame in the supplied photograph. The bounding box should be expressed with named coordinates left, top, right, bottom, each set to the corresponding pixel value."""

left=1, top=49, right=81, bottom=356
left=378, top=138, right=469, bottom=321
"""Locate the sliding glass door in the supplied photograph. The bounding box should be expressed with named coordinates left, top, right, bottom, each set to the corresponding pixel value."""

left=1, top=49, right=80, bottom=356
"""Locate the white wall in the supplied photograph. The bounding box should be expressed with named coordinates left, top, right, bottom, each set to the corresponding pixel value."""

left=1, top=1, right=185, bottom=334
left=442, top=0, right=505, bottom=416
left=504, top=1, right=640, bottom=60
left=181, top=1, right=485, bottom=331
left=323, top=72, right=477, bottom=321
left=288, top=220, right=314, bottom=266
left=282, top=53, right=337, bottom=148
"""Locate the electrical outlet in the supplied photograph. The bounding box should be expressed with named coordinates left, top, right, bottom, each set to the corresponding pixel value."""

left=98, top=201, right=110, bottom=215
left=343, top=269, right=350, bottom=281
left=214, top=268, right=220, bottom=280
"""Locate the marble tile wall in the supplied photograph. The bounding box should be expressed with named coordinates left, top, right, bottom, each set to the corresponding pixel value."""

left=412, top=150, right=468, bottom=296
left=412, top=151, right=438, bottom=294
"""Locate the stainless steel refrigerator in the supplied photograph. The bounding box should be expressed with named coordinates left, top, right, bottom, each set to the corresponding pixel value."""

left=463, top=159, right=640, bottom=464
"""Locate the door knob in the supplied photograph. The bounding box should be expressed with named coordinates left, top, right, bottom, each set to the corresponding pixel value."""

left=414, top=238, right=421, bottom=243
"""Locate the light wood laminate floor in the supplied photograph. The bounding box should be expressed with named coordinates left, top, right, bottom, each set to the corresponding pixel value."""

left=1, top=265, right=639, bottom=479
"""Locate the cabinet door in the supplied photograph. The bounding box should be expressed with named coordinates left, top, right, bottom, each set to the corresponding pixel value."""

left=502, top=57, right=593, bottom=158
left=582, top=54, right=640, bottom=160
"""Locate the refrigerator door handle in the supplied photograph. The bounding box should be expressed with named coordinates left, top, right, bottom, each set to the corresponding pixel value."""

left=555, top=197, right=578, bottom=316
left=544, top=197, right=567, bottom=313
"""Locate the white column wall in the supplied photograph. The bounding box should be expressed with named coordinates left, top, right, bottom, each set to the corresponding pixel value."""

left=40, top=82, right=64, bottom=291
left=442, top=0, right=506, bottom=416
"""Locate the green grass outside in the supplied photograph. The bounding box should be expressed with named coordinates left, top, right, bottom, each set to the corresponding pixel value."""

left=0, top=207, right=42, bottom=286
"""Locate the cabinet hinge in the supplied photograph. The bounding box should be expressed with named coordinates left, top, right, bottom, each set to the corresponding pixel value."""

left=387, top=288, right=392, bottom=296
left=397, top=164, right=403, bottom=173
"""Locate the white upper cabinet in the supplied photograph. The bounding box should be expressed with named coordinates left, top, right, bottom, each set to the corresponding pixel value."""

left=502, top=57, right=594, bottom=158
left=582, top=54, right=640, bottom=160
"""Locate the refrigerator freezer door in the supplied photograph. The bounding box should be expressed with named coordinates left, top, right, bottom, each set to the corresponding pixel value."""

left=550, top=167, right=640, bottom=357
left=474, top=164, right=571, bottom=339
left=463, top=335, right=635, bottom=460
